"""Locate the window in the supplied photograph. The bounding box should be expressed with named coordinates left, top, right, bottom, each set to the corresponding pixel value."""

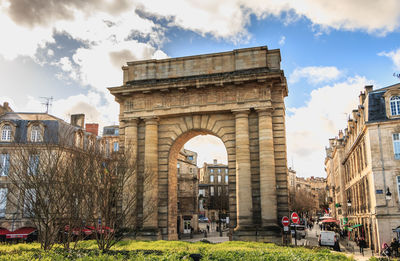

left=199, top=189, right=205, bottom=197
left=0, top=154, right=10, bottom=176
left=28, top=154, right=39, bottom=175
left=397, top=176, right=400, bottom=204
left=210, top=175, right=214, bottom=183
left=23, top=188, right=36, bottom=217
left=113, top=142, right=119, bottom=152
left=190, top=168, right=193, bottom=173
left=218, top=175, right=221, bottom=183
left=391, top=96, right=400, bottom=116
left=210, top=169, right=214, bottom=173
left=225, top=175, right=228, bottom=184
left=218, top=168, right=221, bottom=173
left=210, top=186, right=214, bottom=196
left=393, top=134, right=400, bottom=160
left=1, top=125, right=11, bottom=141
left=188, top=156, right=193, bottom=161
left=30, top=125, right=42, bottom=142
left=225, top=169, right=228, bottom=174
left=0, top=188, right=7, bottom=218
left=218, top=186, right=222, bottom=196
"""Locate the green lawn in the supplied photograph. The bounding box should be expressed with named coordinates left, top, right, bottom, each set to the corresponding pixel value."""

left=0, top=240, right=353, bottom=260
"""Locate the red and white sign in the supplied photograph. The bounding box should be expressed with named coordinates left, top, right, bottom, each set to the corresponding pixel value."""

left=282, top=216, right=290, bottom=227
left=291, top=212, right=299, bottom=224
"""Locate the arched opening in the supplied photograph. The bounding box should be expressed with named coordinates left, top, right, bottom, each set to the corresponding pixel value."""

left=167, top=130, right=230, bottom=240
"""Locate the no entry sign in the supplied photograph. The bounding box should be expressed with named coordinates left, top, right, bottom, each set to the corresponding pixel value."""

left=282, top=216, right=290, bottom=227
left=291, top=212, right=299, bottom=224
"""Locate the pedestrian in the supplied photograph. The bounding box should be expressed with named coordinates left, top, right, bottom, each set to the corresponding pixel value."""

left=206, top=224, right=210, bottom=233
left=358, top=237, right=366, bottom=256
left=333, top=235, right=341, bottom=252
left=390, top=237, right=399, bottom=257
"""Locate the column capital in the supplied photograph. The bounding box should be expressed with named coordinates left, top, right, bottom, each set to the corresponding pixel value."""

left=122, top=117, right=139, bottom=126
left=143, top=116, right=159, bottom=125
left=255, top=107, right=273, bottom=116
left=232, top=109, right=250, bottom=118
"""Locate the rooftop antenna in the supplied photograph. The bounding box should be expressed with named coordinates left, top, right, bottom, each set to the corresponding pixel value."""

left=40, top=96, right=53, bottom=114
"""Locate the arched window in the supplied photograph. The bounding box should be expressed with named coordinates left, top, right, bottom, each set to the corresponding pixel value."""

left=390, top=96, right=400, bottom=116
left=1, top=125, right=12, bottom=141
left=30, top=125, right=42, bottom=142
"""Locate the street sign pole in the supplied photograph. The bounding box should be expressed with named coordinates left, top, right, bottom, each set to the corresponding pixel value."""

left=291, top=212, right=299, bottom=246
left=281, top=216, right=290, bottom=246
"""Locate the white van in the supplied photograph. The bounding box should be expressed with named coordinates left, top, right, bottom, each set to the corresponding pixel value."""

left=319, top=231, right=336, bottom=246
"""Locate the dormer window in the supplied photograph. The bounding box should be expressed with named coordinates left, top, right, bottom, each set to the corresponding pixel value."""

left=390, top=96, right=400, bottom=116
left=1, top=125, right=11, bottom=141
left=30, top=125, right=42, bottom=142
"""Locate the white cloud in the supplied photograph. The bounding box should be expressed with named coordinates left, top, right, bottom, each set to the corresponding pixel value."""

left=289, top=66, right=342, bottom=84
left=286, top=75, right=375, bottom=177
left=71, top=40, right=167, bottom=91
left=379, top=48, right=400, bottom=71
left=278, top=36, right=285, bottom=45
left=184, top=135, right=228, bottom=167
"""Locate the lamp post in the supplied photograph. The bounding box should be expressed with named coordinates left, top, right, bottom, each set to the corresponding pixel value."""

left=386, top=187, right=392, bottom=201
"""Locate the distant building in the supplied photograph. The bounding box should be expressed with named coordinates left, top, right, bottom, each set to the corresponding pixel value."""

left=102, top=125, right=120, bottom=156
left=287, top=168, right=326, bottom=216
left=177, top=149, right=198, bottom=234
left=325, top=84, right=400, bottom=253
left=199, top=159, right=229, bottom=222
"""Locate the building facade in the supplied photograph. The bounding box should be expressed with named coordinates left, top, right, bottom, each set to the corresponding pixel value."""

left=325, top=84, right=400, bottom=252
left=198, top=159, right=229, bottom=222
left=287, top=167, right=326, bottom=217
left=0, top=104, right=104, bottom=235
left=177, top=149, right=199, bottom=234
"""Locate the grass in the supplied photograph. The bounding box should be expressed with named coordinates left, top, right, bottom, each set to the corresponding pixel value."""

left=0, top=240, right=353, bottom=260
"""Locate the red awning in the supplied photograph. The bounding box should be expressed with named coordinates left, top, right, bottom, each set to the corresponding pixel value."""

left=322, top=219, right=339, bottom=223
left=0, top=228, right=10, bottom=235
left=6, top=227, right=36, bottom=239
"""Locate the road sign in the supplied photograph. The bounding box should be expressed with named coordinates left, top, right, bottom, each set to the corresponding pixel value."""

left=291, top=212, right=299, bottom=224
left=282, top=216, right=290, bottom=226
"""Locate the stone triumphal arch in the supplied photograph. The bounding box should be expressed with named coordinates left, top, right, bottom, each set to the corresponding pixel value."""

left=109, top=46, right=289, bottom=242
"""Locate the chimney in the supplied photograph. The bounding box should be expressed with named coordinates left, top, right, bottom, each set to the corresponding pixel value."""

left=213, top=159, right=217, bottom=164
left=364, top=85, right=373, bottom=94
left=338, top=130, right=344, bottom=139
left=71, top=114, right=85, bottom=128
left=359, top=92, right=366, bottom=105
left=85, top=123, right=99, bottom=136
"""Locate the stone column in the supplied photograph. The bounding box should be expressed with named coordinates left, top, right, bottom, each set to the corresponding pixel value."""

left=143, top=117, right=159, bottom=229
left=257, top=108, right=278, bottom=227
left=123, top=118, right=138, bottom=227
left=233, top=109, right=252, bottom=229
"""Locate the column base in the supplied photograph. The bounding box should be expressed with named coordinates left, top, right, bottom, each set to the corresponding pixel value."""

left=136, top=228, right=162, bottom=241
left=232, top=225, right=282, bottom=244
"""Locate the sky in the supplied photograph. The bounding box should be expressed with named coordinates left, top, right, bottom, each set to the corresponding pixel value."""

left=1, top=0, right=400, bottom=177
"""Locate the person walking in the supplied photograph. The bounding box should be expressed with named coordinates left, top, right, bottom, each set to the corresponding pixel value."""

left=391, top=238, right=399, bottom=257
left=206, top=224, right=210, bottom=233
left=358, top=237, right=366, bottom=256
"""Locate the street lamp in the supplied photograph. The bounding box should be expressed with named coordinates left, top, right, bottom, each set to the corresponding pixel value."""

left=386, top=188, right=392, bottom=200
left=347, top=199, right=352, bottom=207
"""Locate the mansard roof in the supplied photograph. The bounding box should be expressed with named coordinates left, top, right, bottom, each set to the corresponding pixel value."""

left=368, top=83, right=400, bottom=123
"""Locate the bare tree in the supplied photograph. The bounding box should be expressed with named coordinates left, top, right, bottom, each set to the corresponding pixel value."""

left=291, top=189, right=315, bottom=217
left=81, top=145, right=156, bottom=252
left=7, top=142, right=75, bottom=250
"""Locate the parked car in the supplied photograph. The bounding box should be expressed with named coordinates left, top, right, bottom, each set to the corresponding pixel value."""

left=319, top=231, right=336, bottom=246
left=290, top=224, right=307, bottom=238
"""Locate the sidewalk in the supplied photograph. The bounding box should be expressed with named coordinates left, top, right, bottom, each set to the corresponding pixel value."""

left=339, top=239, right=375, bottom=261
